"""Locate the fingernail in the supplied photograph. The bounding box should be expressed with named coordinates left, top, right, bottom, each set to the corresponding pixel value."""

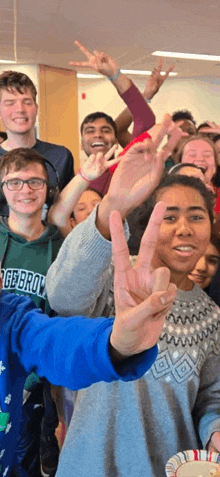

left=160, top=295, right=167, bottom=305
left=160, top=291, right=175, bottom=305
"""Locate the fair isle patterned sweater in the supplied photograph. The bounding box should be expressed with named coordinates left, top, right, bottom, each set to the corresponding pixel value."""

left=46, top=211, right=220, bottom=477
left=56, top=285, right=220, bottom=477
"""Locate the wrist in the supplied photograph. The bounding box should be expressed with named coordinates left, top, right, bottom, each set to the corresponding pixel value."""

left=108, top=69, right=121, bottom=82
left=78, top=168, right=91, bottom=183
left=109, top=341, right=128, bottom=363
left=111, top=73, right=132, bottom=95
left=109, top=332, right=137, bottom=360
left=95, top=196, right=112, bottom=239
left=73, top=173, right=89, bottom=193
left=143, top=92, right=153, bottom=101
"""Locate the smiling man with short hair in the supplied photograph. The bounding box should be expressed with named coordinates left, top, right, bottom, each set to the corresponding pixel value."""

left=80, top=112, right=118, bottom=158
left=0, top=70, right=74, bottom=217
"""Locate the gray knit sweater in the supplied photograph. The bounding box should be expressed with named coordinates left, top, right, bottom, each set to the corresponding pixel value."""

left=46, top=209, right=220, bottom=477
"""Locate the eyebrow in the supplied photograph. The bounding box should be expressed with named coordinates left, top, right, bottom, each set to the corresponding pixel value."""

left=3, top=100, right=16, bottom=105
left=76, top=199, right=101, bottom=206
left=4, top=176, right=45, bottom=180
left=83, top=126, right=95, bottom=131
left=75, top=202, right=86, bottom=206
left=166, top=206, right=207, bottom=212
left=187, top=148, right=212, bottom=153
left=84, top=125, right=112, bottom=131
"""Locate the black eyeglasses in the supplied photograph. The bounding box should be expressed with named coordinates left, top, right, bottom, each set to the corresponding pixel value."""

left=2, top=178, right=47, bottom=191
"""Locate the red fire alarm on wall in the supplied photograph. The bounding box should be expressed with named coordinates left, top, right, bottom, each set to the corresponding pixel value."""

left=81, top=92, right=86, bottom=100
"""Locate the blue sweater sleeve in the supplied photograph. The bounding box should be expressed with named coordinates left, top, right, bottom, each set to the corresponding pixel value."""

left=5, top=293, right=157, bottom=389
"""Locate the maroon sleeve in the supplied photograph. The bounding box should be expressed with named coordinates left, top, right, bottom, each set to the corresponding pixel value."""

left=120, top=82, right=155, bottom=140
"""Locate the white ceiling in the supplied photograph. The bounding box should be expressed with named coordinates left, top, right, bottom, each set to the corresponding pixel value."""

left=1, top=0, right=220, bottom=78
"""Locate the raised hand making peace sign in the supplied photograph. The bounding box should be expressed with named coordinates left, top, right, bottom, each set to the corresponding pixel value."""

left=70, top=40, right=120, bottom=78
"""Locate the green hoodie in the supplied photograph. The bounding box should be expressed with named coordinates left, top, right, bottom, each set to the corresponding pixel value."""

left=0, top=217, right=63, bottom=316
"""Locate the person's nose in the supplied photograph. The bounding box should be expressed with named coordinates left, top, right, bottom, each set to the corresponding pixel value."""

left=194, top=255, right=207, bottom=274
left=93, top=129, right=103, bottom=138
left=15, top=100, right=26, bottom=113
left=176, top=216, right=193, bottom=237
left=195, top=154, right=206, bottom=165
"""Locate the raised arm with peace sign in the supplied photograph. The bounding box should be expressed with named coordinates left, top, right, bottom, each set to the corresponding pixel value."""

left=143, top=57, right=175, bottom=100
left=70, top=40, right=120, bottom=78
left=70, top=40, right=131, bottom=94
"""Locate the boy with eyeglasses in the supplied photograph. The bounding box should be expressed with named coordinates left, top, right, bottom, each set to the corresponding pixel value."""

left=0, top=147, right=65, bottom=477
left=0, top=143, right=126, bottom=477
left=0, top=147, right=63, bottom=312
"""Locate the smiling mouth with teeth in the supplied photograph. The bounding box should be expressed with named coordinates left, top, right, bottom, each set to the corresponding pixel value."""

left=174, top=246, right=194, bottom=251
left=19, top=199, right=35, bottom=203
left=91, top=142, right=106, bottom=147
left=14, top=117, right=28, bottom=121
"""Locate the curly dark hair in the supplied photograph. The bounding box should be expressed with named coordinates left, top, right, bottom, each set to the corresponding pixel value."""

left=172, top=110, right=196, bottom=125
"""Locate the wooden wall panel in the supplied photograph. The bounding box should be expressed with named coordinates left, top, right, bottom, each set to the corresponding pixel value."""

left=38, top=65, right=79, bottom=172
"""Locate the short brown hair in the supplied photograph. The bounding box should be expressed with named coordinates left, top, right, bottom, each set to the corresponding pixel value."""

left=0, top=148, right=48, bottom=182
left=0, top=71, right=37, bottom=102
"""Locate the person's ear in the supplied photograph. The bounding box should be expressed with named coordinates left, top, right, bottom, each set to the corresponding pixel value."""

left=70, top=217, right=76, bottom=229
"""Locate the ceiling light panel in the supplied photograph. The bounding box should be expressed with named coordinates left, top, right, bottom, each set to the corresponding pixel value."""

left=152, top=51, right=220, bottom=61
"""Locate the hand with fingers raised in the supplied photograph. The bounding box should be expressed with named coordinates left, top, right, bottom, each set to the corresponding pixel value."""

left=70, top=40, right=120, bottom=78
left=79, top=144, right=119, bottom=182
left=96, top=120, right=173, bottom=239
left=106, top=117, right=177, bottom=216
left=198, top=121, right=220, bottom=135
left=143, top=57, right=175, bottom=101
left=149, top=115, right=189, bottom=161
left=109, top=203, right=176, bottom=358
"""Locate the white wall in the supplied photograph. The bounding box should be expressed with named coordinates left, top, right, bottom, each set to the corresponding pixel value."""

left=77, top=75, right=220, bottom=163
left=1, top=65, right=219, bottom=163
